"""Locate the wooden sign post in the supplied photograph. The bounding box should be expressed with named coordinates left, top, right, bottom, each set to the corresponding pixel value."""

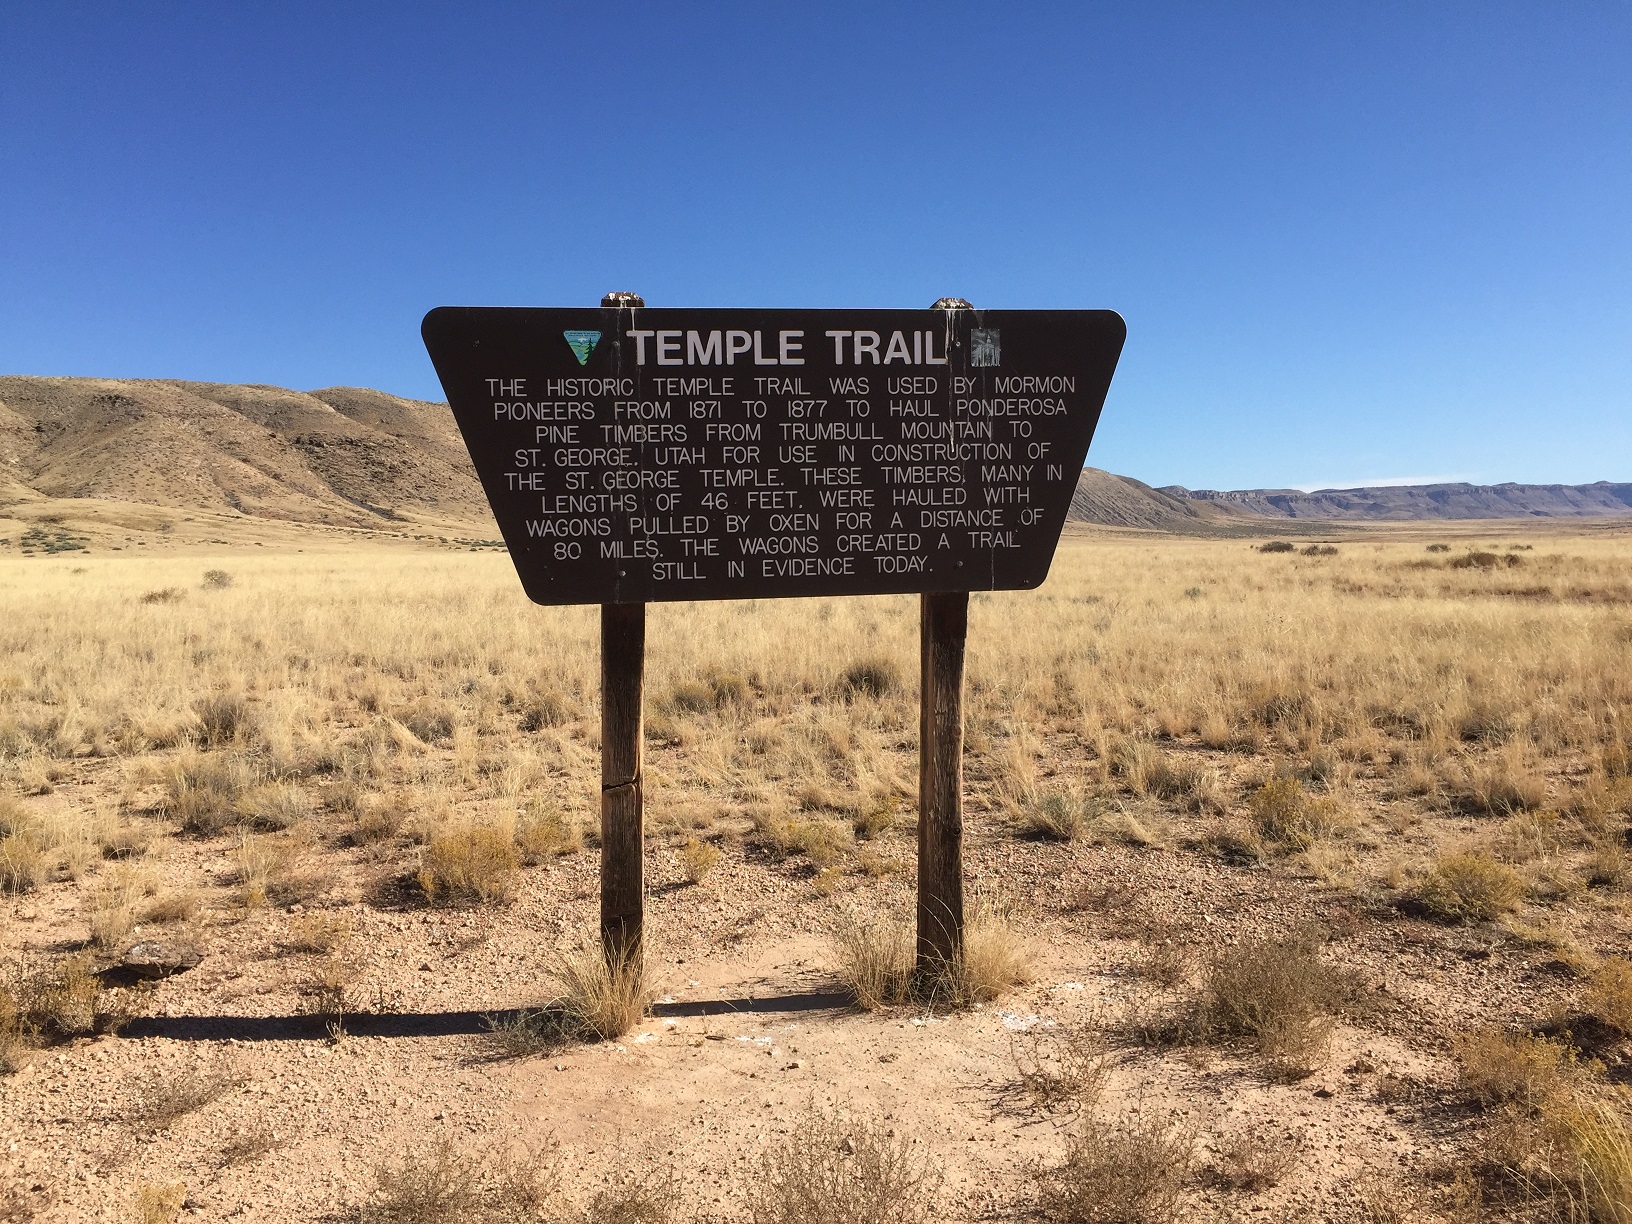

left=598, top=291, right=647, bottom=971
left=421, top=297, right=1125, bottom=980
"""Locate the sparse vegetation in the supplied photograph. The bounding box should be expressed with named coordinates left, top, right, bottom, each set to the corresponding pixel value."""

left=417, top=822, right=519, bottom=904
left=746, top=1106, right=942, bottom=1224
left=127, top=1065, right=241, bottom=1129
left=1191, top=933, right=1359, bottom=1076
left=1033, top=1114, right=1194, bottom=1224
left=680, top=836, right=722, bottom=882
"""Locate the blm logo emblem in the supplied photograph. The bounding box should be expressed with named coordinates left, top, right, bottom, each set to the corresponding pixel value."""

left=970, top=329, right=1001, bottom=367
left=562, top=330, right=602, bottom=365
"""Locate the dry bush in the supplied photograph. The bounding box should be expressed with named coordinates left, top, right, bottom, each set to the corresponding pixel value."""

left=244, top=781, right=307, bottom=831
left=287, top=910, right=357, bottom=955
left=1033, top=1114, right=1194, bottom=1224
left=142, top=888, right=201, bottom=925
left=1131, top=918, right=1194, bottom=989
left=834, top=904, right=1031, bottom=1010
left=1023, top=792, right=1089, bottom=842
left=582, top=1167, right=681, bottom=1223
left=1416, top=850, right=1525, bottom=922
left=1460, top=758, right=1549, bottom=816
left=87, top=869, right=145, bottom=950
left=417, top=823, right=520, bottom=905
left=218, top=1121, right=282, bottom=1167
left=138, top=587, right=185, bottom=604
left=1194, top=933, right=1358, bottom=1077
left=850, top=794, right=899, bottom=840
left=1455, top=1029, right=1579, bottom=1108
left=301, top=948, right=364, bottom=1023
left=833, top=911, right=915, bottom=1010
left=551, top=938, right=654, bottom=1041
left=953, top=902, right=1036, bottom=1005
left=1258, top=541, right=1295, bottom=554
left=361, top=1140, right=482, bottom=1223
left=681, top=837, right=722, bottom=883
left=399, top=698, right=457, bottom=745
left=1248, top=775, right=1338, bottom=850
left=195, top=691, right=255, bottom=747
left=1584, top=958, right=1632, bottom=1034
left=352, top=790, right=409, bottom=844
left=482, top=1008, right=567, bottom=1059
left=232, top=832, right=293, bottom=910
left=0, top=832, right=47, bottom=893
left=128, top=1064, right=241, bottom=1129
left=841, top=657, right=900, bottom=699
left=134, top=1181, right=186, bottom=1224
left=746, top=1106, right=941, bottom=1224
left=513, top=801, right=583, bottom=863
left=201, top=568, right=233, bottom=589
left=165, top=752, right=257, bottom=835
left=1205, top=1129, right=1299, bottom=1191
left=1011, top=1025, right=1111, bottom=1114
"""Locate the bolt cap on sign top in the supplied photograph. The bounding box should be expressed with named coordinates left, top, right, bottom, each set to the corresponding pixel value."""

left=421, top=305, right=1124, bottom=606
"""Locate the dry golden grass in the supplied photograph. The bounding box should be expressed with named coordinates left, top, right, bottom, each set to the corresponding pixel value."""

left=133, top=1181, right=186, bottom=1224
left=417, top=822, right=519, bottom=905
left=1416, top=850, right=1526, bottom=922
left=1585, top=958, right=1632, bottom=1034
left=833, top=903, right=1033, bottom=1009
left=550, top=936, right=655, bottom=1042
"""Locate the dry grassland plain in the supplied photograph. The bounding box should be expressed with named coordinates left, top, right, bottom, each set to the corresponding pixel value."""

left=4, top=524, right=1632, bottom=1222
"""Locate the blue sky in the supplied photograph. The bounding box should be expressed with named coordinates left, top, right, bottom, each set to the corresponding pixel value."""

left=2, top=3, right=1627, bottom=491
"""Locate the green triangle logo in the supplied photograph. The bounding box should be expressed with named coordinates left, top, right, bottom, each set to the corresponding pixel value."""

left=563, top=330, right=601, bottom=365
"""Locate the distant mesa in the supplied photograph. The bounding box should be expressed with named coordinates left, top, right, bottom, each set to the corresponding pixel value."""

left=1153, top=480, right=1632, bottom=522
left=0, top=377, right=1624, bottom=538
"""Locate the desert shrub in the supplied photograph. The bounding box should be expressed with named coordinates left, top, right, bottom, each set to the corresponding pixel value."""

left=3, top=954, right=127, bottom=1067
left=201, top=569, right=233, bottom=588
left=142, top=890, right=202, bottom=925
left=834, top=904, right=1031, bottom=1010
left=134, top=1181, right=186, bottom=1224
left=517, top=691, right=571, bottom=731
left=1257, top=541, right=1295, bottom=554
left=1012, top=1025, right=1111, bottom=1114
left=195, top=692, right=255, bottom=747
left=746, top=1106, right=942, bottom=1224
left=551, top=938, right=653, bottom=1041
left=1427, top=543, right=1450, bottom=553
left=1022, top=792, right=1088, bottom=842
left=680, top=837, right=721, bottom=883
left=352, top=791, right=409, bottom=844
left=952, top=902, right=1036, bottom=1005
left=302, top=948, right=363, bottom=1023
left=833, top=910, right=915, bottom=1010
left=0, top=834, right=47, bottom=893
left=1033, top=1114, right=1194, bottom=1224
left=1205, top=1130, right=1298, bottom=1191
left=138, top=588, right=185, bottom=604
left=1302, top=544, right=1338, bottom=557
left=669, top=671, right=747, bottom=714
left=1416, top=851, right=1524, bottom=922
left=1584, top=958, right=1632, bottom=1034
left=1248, top=775, right=1338, bottom=850
left=513, top=801, right=582, bottom=864
left=399, top=699, right=457, bottom=744
left=165, top=752, right=257, bottom=835
left=851, top=794, right=899, bottom=841
left=1458, top=757, right=1548, bottom=815
left=244, top=782, right=307, bottom=831
left=841, top=657, right=900, bottom=699
left=1455, top=1029, right=1578, bottom=1107
left=1195, top=933, right=1358, bottom=1076
left=1451, top=550, right=1523, bottom=570
left=418, top=824, right=519, bottom=905
left=361, top=1139, right=482, bottom=1223
left=128, top=1065, right=241, bottom=1129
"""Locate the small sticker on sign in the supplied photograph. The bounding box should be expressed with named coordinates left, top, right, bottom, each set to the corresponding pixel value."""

left=970, top=329, right=1000, bottom=367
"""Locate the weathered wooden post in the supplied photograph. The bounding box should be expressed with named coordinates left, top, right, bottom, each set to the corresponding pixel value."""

left=599, top=290, right=646, bottom=971
left=917, top=298, right=973, bottom=977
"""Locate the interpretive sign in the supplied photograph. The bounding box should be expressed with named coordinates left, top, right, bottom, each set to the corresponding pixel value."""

left=423, top=307, right=1125, bottom=605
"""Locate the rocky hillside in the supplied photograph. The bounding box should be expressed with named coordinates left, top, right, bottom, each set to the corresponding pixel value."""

left=0, top=377, right=487, bottom=528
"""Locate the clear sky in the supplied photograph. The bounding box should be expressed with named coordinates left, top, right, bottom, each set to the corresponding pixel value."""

left=2, top=2, right=1627, bottom=491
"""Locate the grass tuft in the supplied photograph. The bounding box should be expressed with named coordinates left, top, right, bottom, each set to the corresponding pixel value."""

left=417, top=823, right=519, bottom=905
left=1416, top=850, right=1525, bottom=922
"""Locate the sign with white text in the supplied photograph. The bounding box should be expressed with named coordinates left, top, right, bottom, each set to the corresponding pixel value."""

left=422, top=307, right=1124, bottom=604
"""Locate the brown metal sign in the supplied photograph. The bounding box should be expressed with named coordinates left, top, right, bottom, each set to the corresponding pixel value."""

left=422, top=306, right=1124, bottom=605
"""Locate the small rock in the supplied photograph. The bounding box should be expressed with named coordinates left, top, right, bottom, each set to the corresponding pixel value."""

left=121, top=940, right=203, bottom=979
